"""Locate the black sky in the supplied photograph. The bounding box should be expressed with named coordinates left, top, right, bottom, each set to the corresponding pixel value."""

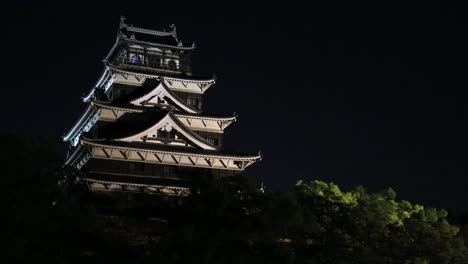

left=1, top=1, right=467, bottom=211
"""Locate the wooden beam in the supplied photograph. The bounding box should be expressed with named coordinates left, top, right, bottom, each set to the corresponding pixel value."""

left=119, top=150, right=128, bottom=159
left=154, top=153, right=163, bottom=163
left=102, top=148, right=110, bottom=158
left=219, top=159, right=228, bottom=168
left=111, top=109, right=118, bottom=118
left=137, top=151, right=146, bottom=161
left=187, top=156, right=196, bottom=165
left=171, top=154, right=180, bottom=164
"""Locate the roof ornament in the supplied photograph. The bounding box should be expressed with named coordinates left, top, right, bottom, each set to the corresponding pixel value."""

left=170, top=24, right=177, bottom=36
left=119, top=16, right=127, bottom=29
left=192, top=42, right=196, bottom=48
left=130, top=33, right=136, bottom=40
left=164, top=123, right=173, bottom=132
left=178, top=41, right=183, bottom=47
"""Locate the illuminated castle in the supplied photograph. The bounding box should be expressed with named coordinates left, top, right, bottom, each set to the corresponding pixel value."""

left=63, top=17, right=261, bottom=208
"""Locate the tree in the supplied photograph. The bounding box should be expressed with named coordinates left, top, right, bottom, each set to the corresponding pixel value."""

left=155, top=179, right=468, bottom=264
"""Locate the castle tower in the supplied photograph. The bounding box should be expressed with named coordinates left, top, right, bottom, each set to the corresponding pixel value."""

left=63, top=17, right=261, bottom=208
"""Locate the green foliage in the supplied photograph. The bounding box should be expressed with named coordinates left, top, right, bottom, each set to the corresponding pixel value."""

left=293, top=181, right=468, bottom=263
left=155, top=179, right=468, bottom=264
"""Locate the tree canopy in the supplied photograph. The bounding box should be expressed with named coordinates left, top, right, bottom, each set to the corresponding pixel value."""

left=154, top=177, right=468, bottom=264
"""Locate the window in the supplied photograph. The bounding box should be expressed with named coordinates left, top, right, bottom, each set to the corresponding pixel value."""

left=148, top=55, right=161, bottom=67
left=207, top=137, right=219, bottom=146
left=111, top=161, right=121, bottom=173
left=163, top=165, right=177, bottom=177
left=135, top=163, right=145, bottom=172
left=114, top=88, right=127, bottom=99
left=168, top=60, right=177, bottom=70
left=159, top=130, right=176, bottom=139
left=131, top=54, right=142, bottom=64
left=129, top=162, right=145, bottom=173
left=187, top=98, right=198, bottom=107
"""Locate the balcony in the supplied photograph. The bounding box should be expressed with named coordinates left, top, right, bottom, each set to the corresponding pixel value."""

left=111, top=48, right=192, bottom=76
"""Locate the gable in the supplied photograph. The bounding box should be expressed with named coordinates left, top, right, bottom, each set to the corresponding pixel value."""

left=130, top=82, right=199, bottom=114
left=117, top=113, right=216, bottom=150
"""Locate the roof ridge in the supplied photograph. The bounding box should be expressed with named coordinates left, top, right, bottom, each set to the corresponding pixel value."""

left=120, top=35, right=194, bottom=50
left=120, top=15, right=176, bottom=38
left=127, top=26, right=173, bottom=37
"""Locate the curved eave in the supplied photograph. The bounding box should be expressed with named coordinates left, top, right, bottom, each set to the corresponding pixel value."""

left=83, top=67, right=113, bottom=102
left=106, top=63, right=215, bottom=84
left=64, top=144, right=90, bottom=168
left=104, top=38, right=122, bottom=63
left=83, top=178, right=190, bottom=196
left=163, top=75, right=216, bottom=85
left=63, top=105, right=96, bottom=141
left=83, top=89, right=95, bottom=103
left=82, top=139, right=262, bottom=162
left=91, top=100, right=143, bottom=113
left=90, top=102, right=236, bottom=128
left=174, top=113, right=236, bottom=123
left=120, top=36, right=195, bottom=51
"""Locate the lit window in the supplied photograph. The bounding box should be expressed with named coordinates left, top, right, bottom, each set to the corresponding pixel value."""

left=187, top=98, right=198, bottom=107
left=131, top=54, right=142, bottom=64
left=207, top=137, right=219, bottom=146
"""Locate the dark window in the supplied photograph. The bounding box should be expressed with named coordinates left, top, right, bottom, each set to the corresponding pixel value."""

left=163, top=165, right=177, bottom=177
left=148, top=55, right=161, bottom=67
left=159, top=130, right=176, bottom=139
left=115, top=88, right=127, bottom=99
left=135, top=163, right=145, bottom=172
left=168, top=60, right=177, bottom=70
left=111, top=161, right=120, bottom=173
left=129, top=162, right=145, bottom=173
left=153, top=164, right=163, bottom=177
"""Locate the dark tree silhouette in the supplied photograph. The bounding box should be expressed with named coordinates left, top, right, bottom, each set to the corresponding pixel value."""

left=2, top=134, right=467, bottom=263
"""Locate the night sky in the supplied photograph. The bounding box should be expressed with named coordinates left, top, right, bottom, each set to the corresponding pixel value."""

left=2, top=2, right=467, bottom=211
